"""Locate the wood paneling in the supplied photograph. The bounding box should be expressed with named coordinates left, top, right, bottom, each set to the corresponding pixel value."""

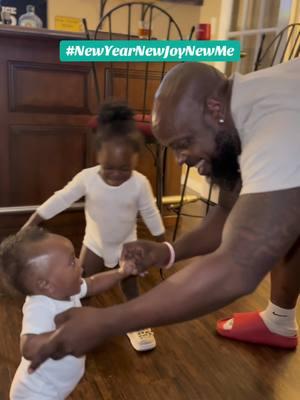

left=0, top=210, right=85, bottom=254
left=1, top=205, right=300, bottom=400
left=101, top=62, right=181, bottom=197
left=8, top=62, right=91, bottom=114
left=104, top=66, right=164, bottom=113
left=0, top=25, right=181, bottom=244
left=9, top=125, right=89, bottom=205
left=102, top=62, right=178, bottom=113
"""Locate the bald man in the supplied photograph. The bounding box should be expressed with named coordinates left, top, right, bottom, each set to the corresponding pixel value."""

left=28, top=59, right=300, bottom=369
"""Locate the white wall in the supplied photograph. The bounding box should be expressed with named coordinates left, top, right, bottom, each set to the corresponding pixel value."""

left=47, top=0, right=100, bottom=30
left=290, top=0, right=300, bottom=22
left=47, top=0, right=202, bottom=37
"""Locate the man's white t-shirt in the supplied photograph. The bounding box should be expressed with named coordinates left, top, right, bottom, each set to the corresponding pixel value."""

left=231, top=58, right=300, bottom=195
left=37, top=167, right=165, bottom=267
left=10, top=282, right=87, bottom=400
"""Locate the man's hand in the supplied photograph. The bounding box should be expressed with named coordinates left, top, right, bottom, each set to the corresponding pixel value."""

left=120, top=240, right=171, bottom=274
left=28, top=307, right=106, bottom=372
left=21, top=332, right=54, bottom=362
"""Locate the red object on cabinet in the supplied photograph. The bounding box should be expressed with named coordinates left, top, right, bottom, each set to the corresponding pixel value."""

left=196, top=23, right=211, bottom=40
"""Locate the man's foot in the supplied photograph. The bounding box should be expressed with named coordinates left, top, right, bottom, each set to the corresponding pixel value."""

left=260, top=301, right=298, bottom=337
left=216, top=311, right=298, bottom=349
left=126, top=329, right=156, bottom=351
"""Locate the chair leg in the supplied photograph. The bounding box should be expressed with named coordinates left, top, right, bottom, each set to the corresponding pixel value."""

left=172, top=166, right=190, bottom=241
left=155, top=143, right=163, bottom=212
left=205, top=181, right=213, bottom=216
left=162, top=146, right=168, bottom=197
left=82, top=18, right=101, bottom=106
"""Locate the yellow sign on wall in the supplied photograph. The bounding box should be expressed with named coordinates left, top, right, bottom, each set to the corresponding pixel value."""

left=55, top=16, right=83, bottom=32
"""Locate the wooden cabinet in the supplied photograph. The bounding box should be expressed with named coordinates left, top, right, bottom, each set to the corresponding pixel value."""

left=0, top=25, right=180, bottom=247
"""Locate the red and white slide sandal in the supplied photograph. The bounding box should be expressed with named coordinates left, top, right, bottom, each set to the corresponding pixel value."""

left=216, top=311, right=298, bottom=349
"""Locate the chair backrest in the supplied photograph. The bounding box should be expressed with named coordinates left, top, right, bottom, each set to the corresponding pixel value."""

left=93, top=1, right=183, bottom=116
left=254, top=23, right=300, bottom=71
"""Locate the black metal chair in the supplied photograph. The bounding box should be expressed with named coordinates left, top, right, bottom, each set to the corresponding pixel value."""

left=254, top=23, right=300, bottom=71
left=87, top=2, right=183, bottom=213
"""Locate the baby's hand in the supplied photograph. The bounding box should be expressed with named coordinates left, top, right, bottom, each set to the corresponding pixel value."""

left=118, top=260, right=149, bottom=278
left=118, top=260, right=137, bottom=277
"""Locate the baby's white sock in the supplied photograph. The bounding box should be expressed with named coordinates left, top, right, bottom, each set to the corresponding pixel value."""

left=260, top=301, right=298, bottom=337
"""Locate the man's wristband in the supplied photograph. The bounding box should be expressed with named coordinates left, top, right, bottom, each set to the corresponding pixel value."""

left=163, top=242, right=176, bottom=269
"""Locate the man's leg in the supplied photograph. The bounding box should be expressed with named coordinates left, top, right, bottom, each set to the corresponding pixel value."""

left=270, top=237, right=300, bottom=309
left=216, top=237, right=300, bottom=348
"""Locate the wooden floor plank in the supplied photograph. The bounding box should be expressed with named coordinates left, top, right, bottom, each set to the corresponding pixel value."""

left=1, top=201, right=300, bottom=399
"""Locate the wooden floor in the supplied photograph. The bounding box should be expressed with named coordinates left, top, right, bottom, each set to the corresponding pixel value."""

left=1, top=201, right=300, bottom=400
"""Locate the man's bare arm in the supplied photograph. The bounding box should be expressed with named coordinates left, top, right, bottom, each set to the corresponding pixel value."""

left=220, top=187, right=300, bottom=287
left=21, top=333, right=54, bottom=360
left=118, top=187, right=300, bottom=328
left=121, top=181, right=241, bottom=270
left=173, top=181, right=241, bottom=261
left=27, top=187, right=300, bottom=368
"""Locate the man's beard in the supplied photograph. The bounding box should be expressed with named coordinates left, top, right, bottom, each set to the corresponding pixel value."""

left=208, top=130, right=241, bottom=190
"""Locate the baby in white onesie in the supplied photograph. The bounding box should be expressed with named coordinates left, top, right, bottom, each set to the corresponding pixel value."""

left=22, top=102, right=165, bottom=352
left=0, top=227, right=133, bottom=400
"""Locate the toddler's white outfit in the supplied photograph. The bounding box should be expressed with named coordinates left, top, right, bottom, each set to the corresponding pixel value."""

left=37, top=166, right=165, bottom=267
left=10, top=281, right=87, bottom=400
